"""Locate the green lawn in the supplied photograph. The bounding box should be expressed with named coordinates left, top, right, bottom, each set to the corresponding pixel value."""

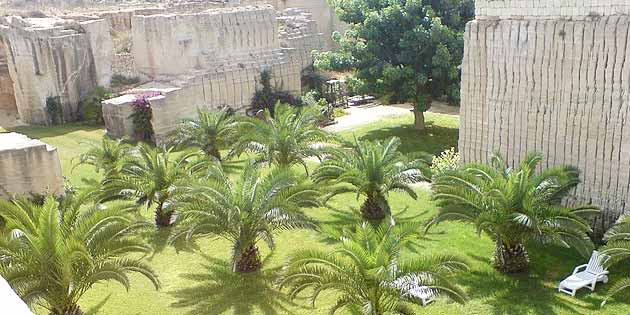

left=4, top=112, right=630, bottom=315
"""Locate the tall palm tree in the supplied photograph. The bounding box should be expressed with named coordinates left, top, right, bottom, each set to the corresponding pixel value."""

left=73, top=136, right=131, bottom=178
left=166, top=108, right=239, bottom=161
left=102, top=143, right=207, bottom=227
left=0, top=193, right=159, bottom=315
left=279, top=222, right=468, bottom=314
left=173, top=164, right=319, bottom=273
left=234, top=104, right=330, bottom=172
left=312, top=137, right=430, bottom=221
left=600, top=216, right=630, bottom=305
left=429, top=153, right=598, bottom=274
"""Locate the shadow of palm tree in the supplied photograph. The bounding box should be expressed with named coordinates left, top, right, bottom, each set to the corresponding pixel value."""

left=169, top=255, right=304, bottom=315
left=140, top=227, right=198, bottom=259
left=356, top=121, right=458, bottom=156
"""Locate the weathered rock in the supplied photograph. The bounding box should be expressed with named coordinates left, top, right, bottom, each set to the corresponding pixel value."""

left=461, top=0, right=630, bottom=233
left=0, top=132, right=64, bottom=199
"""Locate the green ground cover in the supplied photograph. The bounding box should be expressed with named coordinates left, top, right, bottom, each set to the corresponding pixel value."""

left=5, top=112, right=630, bottom=315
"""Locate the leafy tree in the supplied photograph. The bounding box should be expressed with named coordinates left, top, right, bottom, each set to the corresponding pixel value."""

left=279, top=222, right=468, bottom=314
left=73, top=136, right=131, bottom=178
left=601, top=217, right=630, bottom=305
left=234, top=104, right=331, bottom=172
left=102, top=144, right=207, bottom=227
left=0, top=194, right=159, bottom=315
left=313, top=137, right=429, bottom=221
left=429, top=153, right=598, bottom=274
left=173, top=164, right=319, bottom=273
left=322, top=0, right=470, bottom=130
left=166, top=108, right=240, bottom=161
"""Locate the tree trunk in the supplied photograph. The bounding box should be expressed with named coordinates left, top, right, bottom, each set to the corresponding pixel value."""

left=50, top=305, right=84, bottom=315
left=493, top=243, right=529, bottom=274
left=235, top=243, right=263, bottom=273
left=360, top=193, right=390, bottom=221
left=413, top=108, right=426, bottom=131
left=154, top=203, right=174, bottom=227
left=208, top=146, right=222, bottom=161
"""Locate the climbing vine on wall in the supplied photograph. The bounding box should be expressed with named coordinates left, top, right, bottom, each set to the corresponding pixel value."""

left=45, top=96, right=63, bottom=125
left=129, top=92, right=160, bottom=142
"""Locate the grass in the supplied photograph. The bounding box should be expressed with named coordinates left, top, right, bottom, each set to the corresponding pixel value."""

left=4, top=113, right=630, bottom=315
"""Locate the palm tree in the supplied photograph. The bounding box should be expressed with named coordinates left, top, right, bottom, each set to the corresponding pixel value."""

left=312, top=137, right=430, bottom=221
left=166, top=108, right=239, bottom=161
left=73, top=136, right=131, bottom=177
left=173, top=163, right=319, bottom=273
left=102, top=143, right=207, bottom=227
left=600, top=216, right=630, bottom=305
left=429, top=153, right=598, bottom=274
left=0, top=193, right=159, bottom=315
left=234, top=104, right=330, bottom=172
left=279, top=222, right=468, bottom=314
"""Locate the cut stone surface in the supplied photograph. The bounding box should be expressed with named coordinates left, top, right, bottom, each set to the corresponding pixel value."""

left=0, top=132, right=64, bottom=199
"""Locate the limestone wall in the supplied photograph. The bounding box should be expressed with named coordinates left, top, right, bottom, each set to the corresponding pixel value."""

left=460, top=8, right=630, bottom=232
left=132, top=5, right=280, bottom=77
left=0, top=39, right=18, bottom=119
left=0, top=17, right=113, bottom=124
left=103, top=61, right=300, bottom=142
left=0, top=132, right=64, bottom=199
left=278, top=8, right=324, bottom=71
left=476, top=0, right=630, bottom=18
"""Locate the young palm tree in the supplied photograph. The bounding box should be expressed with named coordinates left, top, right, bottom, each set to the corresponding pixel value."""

left=173, top=164, right=319, bottom=273
left=102, top=143, right=207, bottom=227
left=0, top=193, right=159, bottom=315
left=73, top=136, right=131, bottom=177
left=600, top=217, right=630, bottom=305
left=166, top=108, right=239, bottom=161
left=312, top=137, right=430, bottom=221
left=234, top=104, right=330, bottom=172
left=429, top=153, right=598, bottom=274
left=280, top=222, right=468, bottom=314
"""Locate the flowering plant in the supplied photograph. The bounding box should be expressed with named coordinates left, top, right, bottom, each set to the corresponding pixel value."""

left=129, top=92, right=161, bottom=142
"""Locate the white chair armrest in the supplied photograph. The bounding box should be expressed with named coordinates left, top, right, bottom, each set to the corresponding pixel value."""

left=595, top=270, right=609, bottom=276
left=572, top=264, right=588, bottom=274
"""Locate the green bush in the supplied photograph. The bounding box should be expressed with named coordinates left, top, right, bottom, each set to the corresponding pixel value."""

left=78, top=86, right=112, bottom=124
left=431, top=147, right=460, bottom=178
left=45, top=96, right=63, bottom=125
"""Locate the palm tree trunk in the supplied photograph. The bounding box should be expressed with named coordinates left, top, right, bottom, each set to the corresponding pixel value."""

left=235, top=243, right=263, bottom=273
left=360, top=193, right=390, bottom=221
left=50, top=305, right=84, bottom=315
left=493, top=242, right=529, bottom=273
left=154, top=202, right=174, bottom=227
left=208, top=147, right=222, bottom=161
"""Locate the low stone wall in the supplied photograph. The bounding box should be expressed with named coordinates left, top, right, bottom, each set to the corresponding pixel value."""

left=0, top=132, right=64, bottom=199
left=112, top=53, right=137, bottom=78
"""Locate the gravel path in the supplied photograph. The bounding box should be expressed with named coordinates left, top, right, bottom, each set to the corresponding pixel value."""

left=324, top=104, right=412, bottom=132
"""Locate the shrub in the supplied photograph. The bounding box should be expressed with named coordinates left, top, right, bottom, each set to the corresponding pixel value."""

left=77, top=86, right=111, bottom=124
left=129, top=92, right=159, bottom=142
left=431, top=147, right=460, bottom=178
left=45, top=96, right=63, bottom=125
left=250, top=70, right=302, bottom=117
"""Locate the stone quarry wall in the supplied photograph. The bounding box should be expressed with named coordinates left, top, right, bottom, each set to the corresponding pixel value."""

left=460, top=1, right=630, bottom=232
left=278, top=8, right=324, bottom=71
left=475, top=0, right=630, bottom=18
left=0, top=132, right=64, bottom=199
left=131, top=5, right=280, bottom=77
left=0, top=39, right=19, bottom=122
left=0, top=17, right=113, bottom=124
left=103, top=5, right=302, bottom=143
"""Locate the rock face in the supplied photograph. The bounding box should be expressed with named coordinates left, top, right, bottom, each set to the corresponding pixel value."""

left=460, top=0, right=630, bottom=233
left=0, top=132, right=64, bottom=199
left=0, top=17, right=113, bottom=124
left=102, top=5, right=306, bottom=143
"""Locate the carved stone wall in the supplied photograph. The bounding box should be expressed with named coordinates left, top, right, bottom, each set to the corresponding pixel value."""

left=460, top=1, right=630, bottom=232
left=0, top=39, right=19, bottom=124
left=0, top=132, right=64, bottom=199
left=0, top=17, right=113, bottom=124
left=475, top=0, right=630, bottom=18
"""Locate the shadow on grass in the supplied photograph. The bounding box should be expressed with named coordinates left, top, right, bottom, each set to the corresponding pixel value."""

left=7, top=123, right=103, bottom=138
left=140, top=226, right=199, bottom=259
left=459, top=248, right=606, bottom=315
left=356, top=121, right=458, bottom=156
left=169, top=255, right=304, bottom=315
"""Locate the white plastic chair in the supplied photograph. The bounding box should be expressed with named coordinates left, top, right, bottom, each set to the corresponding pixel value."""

left=558, top=251, right=610, bottom=296
left=392, top=274, right=436, bottom=306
